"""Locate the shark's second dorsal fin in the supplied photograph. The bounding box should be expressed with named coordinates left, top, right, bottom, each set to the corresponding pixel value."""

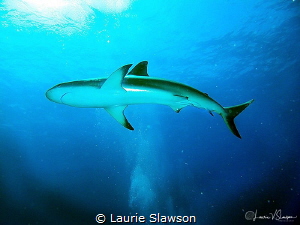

left=128, top=61, right=149, bottom=76
left=102, top=64, right=132, bottom=90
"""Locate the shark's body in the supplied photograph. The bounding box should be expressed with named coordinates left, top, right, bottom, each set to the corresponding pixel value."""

left=46, top=61, right=254, bottom=138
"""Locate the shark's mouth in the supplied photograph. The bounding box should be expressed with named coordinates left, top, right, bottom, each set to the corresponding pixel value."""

left=60, top=92, right=70, bottom=104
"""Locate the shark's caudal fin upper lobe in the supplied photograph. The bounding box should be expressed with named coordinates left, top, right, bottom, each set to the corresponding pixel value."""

left=222, top=99, right=254, bottom=138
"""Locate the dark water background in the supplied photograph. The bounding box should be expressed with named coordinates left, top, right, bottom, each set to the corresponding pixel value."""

left=0, top=0, right=299, bottom=224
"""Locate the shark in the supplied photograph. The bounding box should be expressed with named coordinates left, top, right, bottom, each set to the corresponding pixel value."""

left=46, top=61, right=254, bottom=138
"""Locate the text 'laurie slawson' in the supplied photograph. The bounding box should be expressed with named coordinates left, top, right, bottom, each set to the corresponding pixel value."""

left=111, top=213, right=196, bottom=223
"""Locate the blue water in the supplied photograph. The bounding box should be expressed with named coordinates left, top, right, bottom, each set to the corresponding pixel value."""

left=1, top=0, right=299, bottom=224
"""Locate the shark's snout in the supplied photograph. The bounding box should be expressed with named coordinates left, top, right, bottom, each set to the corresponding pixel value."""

left=45, top=87, right=70, bottom=104
left=45, top=88, right=54, bottom=101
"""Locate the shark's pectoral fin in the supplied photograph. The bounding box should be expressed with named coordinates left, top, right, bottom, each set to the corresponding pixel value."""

left=101, top=64, right=132, bottom=91
left=105, top=106, right=134, bottom=130
left=128, top=61, right=149, bottom=76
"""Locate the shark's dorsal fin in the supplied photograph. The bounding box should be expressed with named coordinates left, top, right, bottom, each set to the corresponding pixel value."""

left=128, top=61, right=149, bottom=76
left=102, top=64, right=132, bottom=90
left=105, top=106, right=134, bottom=130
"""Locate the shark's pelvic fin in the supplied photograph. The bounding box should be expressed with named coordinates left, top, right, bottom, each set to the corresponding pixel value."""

left=105, top=106, right=134, bottom=130
left=169, top=94, right=190, bottom=112
left=169, top=104, right=186, bottom=113
left=128, top=61, right=149, bottom=76
left=222, top=99, right=254, bottom=138
left=101, top=64, right=132, bottom=90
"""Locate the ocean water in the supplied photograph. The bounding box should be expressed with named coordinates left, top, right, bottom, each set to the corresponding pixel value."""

left=0, top=0, right=299, bottom=224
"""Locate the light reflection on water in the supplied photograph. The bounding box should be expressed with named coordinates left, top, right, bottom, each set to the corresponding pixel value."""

left=1, top=0, right=134, bottom=34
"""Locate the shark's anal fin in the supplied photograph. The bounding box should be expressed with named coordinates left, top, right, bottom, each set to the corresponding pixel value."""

left=128, top=61, right=149, bottom=76
left=105, top=106, right=134, bottom=130
left=101, top=64, right=132, bottom=91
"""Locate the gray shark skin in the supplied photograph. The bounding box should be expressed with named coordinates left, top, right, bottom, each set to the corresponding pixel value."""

left=46, top=61, right=254, bottom=138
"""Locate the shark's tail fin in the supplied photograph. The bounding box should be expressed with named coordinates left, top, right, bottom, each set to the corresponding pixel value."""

left=222, top=99, right=254, bottom=138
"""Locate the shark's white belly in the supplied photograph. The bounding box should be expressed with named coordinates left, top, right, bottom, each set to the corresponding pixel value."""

left=60, top=86, right=184, bottom=108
